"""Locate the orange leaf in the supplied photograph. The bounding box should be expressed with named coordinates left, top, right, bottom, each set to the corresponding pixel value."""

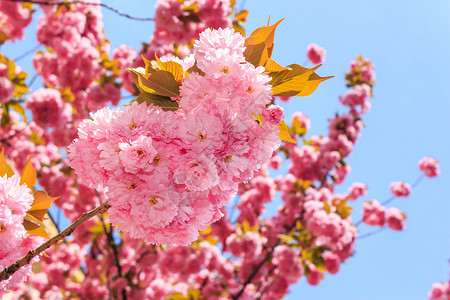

left=31, top=190, right=58, bottom=211
left=278, top=120, right=297, bottom=144
left=0, top=148, right=14, bottom=178
left=20, top=155, right=36, bottom=189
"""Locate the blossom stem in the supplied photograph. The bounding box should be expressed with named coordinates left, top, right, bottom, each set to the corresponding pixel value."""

left=7, top=0, right=154, bottom=21
left=0, top=201, right=110, bottom=282
left=355, top=173, right=425, bottom=227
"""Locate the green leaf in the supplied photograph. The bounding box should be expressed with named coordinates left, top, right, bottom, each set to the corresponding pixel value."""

left=135, top=93, right=180, bottom=111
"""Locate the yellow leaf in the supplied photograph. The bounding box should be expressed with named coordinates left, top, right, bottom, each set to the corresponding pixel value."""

left=141, top=55, right=159, bottom=74
left=0, top=148, right=14, bottom=178
left=199, top=226, right=212, bottom=235
left=26, top=226, right=50, bottom=239
left=270, top=64, right=319, bottom=97
left=279, top=234, right=295, bottom=243
left=186, top=61, right=205, bottom=76
left=235, top=10, right=249, bottom=22
left=243, top=19, right=283, bottom=67
left=232, top=21, right=246, bottom=37
left=128, top=68, right=180, bottom=98
left=135, top=93, right=180, bottom=111
left=24, top=213, right=44, bottom=227
left=184, top=2, right=199, bottom=13
left=252, top=113, right=263, bottom=127
left=264, top=58, right=288, bottom=72
left=20, top=155, right=36, bottom=189
left=30, top=190, right=58, bottom=211
left=297, top=73, right=334, bottom=97
left=244, top=42, right=269, bottom=67
left=155, top=54, right=184, bottom=83
left=278, top=120, right=297, bottom=144
left=23, top=220, right=50, bottom=239
left=245, top=18, right=283, bottom=50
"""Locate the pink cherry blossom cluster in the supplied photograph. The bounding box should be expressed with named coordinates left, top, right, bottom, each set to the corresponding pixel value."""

left=154, top=0, right=232, bottom=44
left=346, top=55, right=376, bottom=88
left=0, top=174, right=42, bottom=296
left=419, top=157, right=440, bottom=178
left=117, top=0, right=233, bottom=95
left=0, top=62, right=15, bottom=104
left=0, top=0, right=32, bottom=42
left=429, top=281, right=450, bottom=300
left=68, top=27, right=281, bottom=245
left=362, top=200, right=406, bottom=230
left=306, top=43, right=326, bottom=65
left=25, top=88, right=72, bottom=129
left=32, top=1, right=122, bottom=146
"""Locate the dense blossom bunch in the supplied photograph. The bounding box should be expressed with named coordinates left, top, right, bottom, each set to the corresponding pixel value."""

left=429, top=281, right=450, bottom=300
left=69, top=28, right=281, bottom=245
left=31, top=0, right=122, bottom=147
left=0, top=0, right=32, bottom=42
left=154, top=0, right=232, bottom=44
left=306, top=43, right=326, bottom=65
left=0, top=1, right=443, bottom=298
left=0, top=62, right=14, bottom=104
left=0, top=174, right=40, bottom=295
left=345, top=55, right=376, bottom=88
left=419, top=157, right=440, bottom=178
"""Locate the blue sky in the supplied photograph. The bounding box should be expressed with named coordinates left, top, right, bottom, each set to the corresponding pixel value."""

left=2, top=0, right=449, bottom=299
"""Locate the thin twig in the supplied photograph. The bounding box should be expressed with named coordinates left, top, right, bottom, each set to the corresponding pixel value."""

left=355, top=174, right=425, bottom=227
left=96, top=189, right=127, bottom=300
left=231, top=218, right=299, bottom=300
left=14, top=44, right=42, bottom=62
left=7, top=0, right=154, bottom=21
left=358, top=227, right=385, bottom=239
left=0, top=201, right=110, bottom=282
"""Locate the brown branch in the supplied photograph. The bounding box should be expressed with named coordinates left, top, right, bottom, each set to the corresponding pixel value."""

left=231, top=218, right=299, bottom=300
left=0, top=201, right=110, bottom=282
left=7, top=0, right=154, bottom=21
left=96, top=189, right=127, bottom=300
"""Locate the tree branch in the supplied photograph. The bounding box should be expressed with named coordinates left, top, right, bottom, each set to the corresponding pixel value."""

left=0, top=201, right=110, bottom=282
left=7, top=0, right=154, bottom=21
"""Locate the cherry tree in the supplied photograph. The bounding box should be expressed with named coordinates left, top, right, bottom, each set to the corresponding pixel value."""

left=0, top=0, right=443, bottom=299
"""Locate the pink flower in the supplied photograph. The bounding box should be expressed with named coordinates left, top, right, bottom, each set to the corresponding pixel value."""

left=385, top=207, right=406, bottom=231
left=291, top=112, right=310, bottom=135
left=306, top=43, right=326, bottom=65
left=348, top=182, right=367, bottom=200
left=174, top=155, right=220, bottom=192
left=0, top=76, right=14, bottom=104
left=390, top=181, right=411, bottom=197
left=428, top=282, right=449, bottom=300
left=26, top=88, right=72, bottom=128
left=362, top=200, right=386, bottom=227
left=119, top=136, right=157, bottom=174
left=262, top=105, right=284, bottom=126
left=306, top=264, right=322, bottom=285
left=419, top=157, right=440, bottom=178
left=323, top=252, right=341, bottom=274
